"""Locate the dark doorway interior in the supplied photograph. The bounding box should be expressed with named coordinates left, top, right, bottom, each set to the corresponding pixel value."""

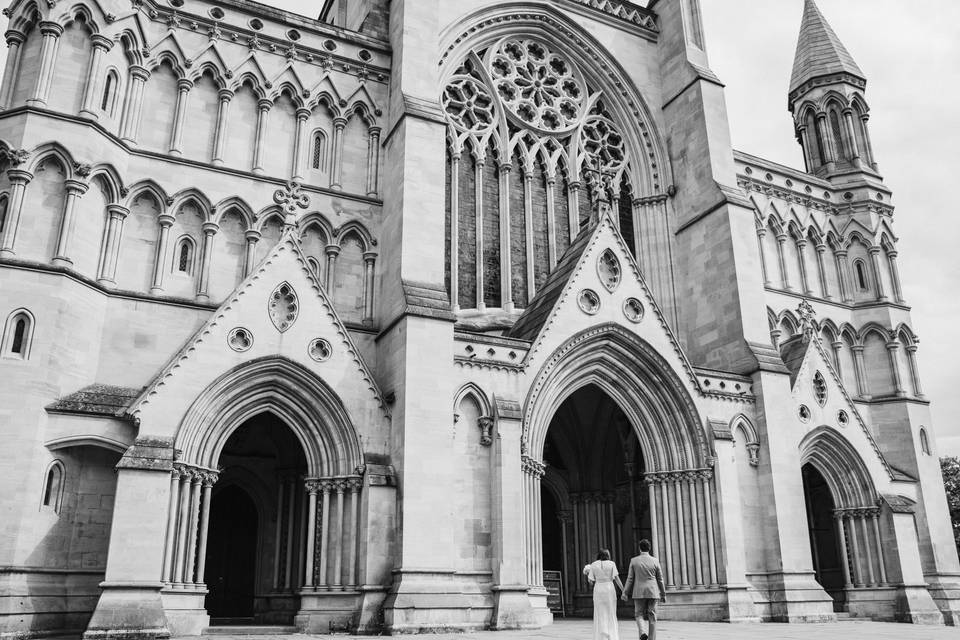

left=802, top=463, right=847, bottom=611
left=205, top=485, right=258, bottom=623
left=541, top=487, right=562, bottom=573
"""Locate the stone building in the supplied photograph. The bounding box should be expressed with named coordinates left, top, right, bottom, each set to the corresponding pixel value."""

left=0, top=0, right=957, bottom=636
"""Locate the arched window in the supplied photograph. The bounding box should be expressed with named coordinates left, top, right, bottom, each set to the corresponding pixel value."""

left=312, top=131, right=327, bottom=171
left=853, top=259, right=869, bottom=291
left=306, top=256, right=321, bottom=276
left=101, top=70, right=118, bottom=115
left=2, top=309, right=34, bottom=359
left=174, top=237, right=195, bottom=275
left=41, top=461, right=64, bottom=512
left=919, top=427, right=931, bottom=455
left=804, top=110, right=823, bottom=168
left=828, top=107, right=846, bottom=161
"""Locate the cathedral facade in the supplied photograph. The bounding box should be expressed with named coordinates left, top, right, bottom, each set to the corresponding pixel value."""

left=0, top=0, right=958, bottom=636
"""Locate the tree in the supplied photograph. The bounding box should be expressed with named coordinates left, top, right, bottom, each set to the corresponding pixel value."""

left=941, top=456, right=960, bottom=554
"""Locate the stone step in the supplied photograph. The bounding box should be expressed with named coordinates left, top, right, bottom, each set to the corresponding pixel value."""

left=203, top=626, right=298, bottom=635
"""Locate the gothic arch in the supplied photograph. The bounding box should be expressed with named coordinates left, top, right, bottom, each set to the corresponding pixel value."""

left=799, top=427, right=878, bottom=509
left=230, top=72, right=268, bottom=99
left=297, top=212, right=334, bottom=242
left=87, top=163, right=124, bottom=203
left=438, top=2, right=670, bottom=196
left=523, top=324, right=705, bottom=472
left=54, top=2, right=104, bottom=33
left=454, top=382, right=492, bottom=419
left=27, top=142, right=76, bottom=178
left=169, top=189, right=213, bottom=221
left=212, top=196, right=255, bottom=228
left=254, top=207, right=284, bottom=232
left=8, top=1, right=41, bottom=32
left=174, top=356, right=363, bottom=477
left=124, top=179, right=169, bottom=212
left=335, top=220, right=374, bottom=252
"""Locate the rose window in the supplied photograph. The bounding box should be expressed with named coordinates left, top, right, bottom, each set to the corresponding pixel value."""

left=269, top=282, right=299, bottom=333
left=598, top=249, right=621, bottom=292
left=443, top=76, right=496, bottom=133
left=488, top=38, right=586, bottom=133
left=623, top=298, right=645, bottom=323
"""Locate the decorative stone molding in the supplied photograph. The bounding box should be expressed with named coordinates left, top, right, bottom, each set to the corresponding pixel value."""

left=521, top=455, right=545, bottom=479
left=478, top=416, right=494, bottom=446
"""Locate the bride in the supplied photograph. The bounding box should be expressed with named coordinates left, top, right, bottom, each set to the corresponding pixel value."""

left=583, top=549, right=624, bottom=640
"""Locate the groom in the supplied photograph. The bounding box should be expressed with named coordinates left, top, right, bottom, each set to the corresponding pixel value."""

left=621, top=539, right=666, bottom=640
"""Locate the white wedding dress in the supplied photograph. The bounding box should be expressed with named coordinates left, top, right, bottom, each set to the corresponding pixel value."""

left=587, top=559, right=620, bottom=640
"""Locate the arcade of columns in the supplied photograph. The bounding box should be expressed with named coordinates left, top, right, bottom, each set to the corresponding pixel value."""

left=160, top=463, right=366, bottom=594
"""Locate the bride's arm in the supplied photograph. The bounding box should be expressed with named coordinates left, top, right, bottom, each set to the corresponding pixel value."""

left=613, top=564, right=624, bottom=592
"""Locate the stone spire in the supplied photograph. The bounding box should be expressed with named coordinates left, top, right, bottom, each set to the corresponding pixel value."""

left=789, top=0, right=864, bottom=101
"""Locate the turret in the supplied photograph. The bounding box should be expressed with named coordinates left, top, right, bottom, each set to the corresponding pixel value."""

left=789, top=0, right=878, bottom=179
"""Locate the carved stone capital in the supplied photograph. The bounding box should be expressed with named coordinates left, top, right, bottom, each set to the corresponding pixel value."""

left=478, top=416, right=494, bottom=447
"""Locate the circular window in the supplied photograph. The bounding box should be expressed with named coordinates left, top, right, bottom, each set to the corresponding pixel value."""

left=623, top=298, right=644, bottom=323
left=837, top=410, right=849, bottom=427
left=323, top=39, right=337, bottom=51
left=488, top=38, right=587, bottom=133
left=798, top=404, right=811, bottom=423
left=443, top=74, right=496, bottom=134
left=358, top=49, right=372, bottom=61
left=248, top=18, right=263, bottom=30
left=597, top=249, right=621, bottom=292
left=308, top=338, right=332, bottom=362
left=209, top=7, right=225, bottom=19
left=169, top=0, right=184, bottom=7
left=577, top=289, right=601, bottom=315
left=287, top=29, right=301, bottom=41
left=227, top=327, right=253, bottom=352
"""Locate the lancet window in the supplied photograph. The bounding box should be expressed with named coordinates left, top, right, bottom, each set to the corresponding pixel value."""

left=443, top=38, right=640, bottom=313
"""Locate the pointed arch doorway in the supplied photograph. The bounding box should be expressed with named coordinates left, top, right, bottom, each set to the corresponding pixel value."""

left=539, top=385, right=650, bottom=615
left=203, top=412, right=307, bottom=625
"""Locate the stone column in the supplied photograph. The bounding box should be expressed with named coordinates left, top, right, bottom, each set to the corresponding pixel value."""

left=830, top=340, right=844, bottom=379
left=292, top=108, right=310, bottom=181
left=700, top=471, right=718, bottom=587
left=366, top=127, right=381, bottom=197
left=211, top=89, right=233, bottom=166
left=332, top=480, right=345, bottom=589
left=80, top=35, right=113, bottom=118
left=545, top=173, right=557, bottom=267
left=498, top=162, right=512, bottom=311
left=195, top=471, right=217, bottom=585
left=659, top=479, right=674, bottom=588
left=97, top=204, right=130, bottom=284
left=195, top=222, right=218, bottom=302
left=347, top=478, right=362, bottom=588
left=330, top=117, right=346, bottom=190
left=149, top=214, right=175, bottom=292
left=775, top=233, right=790, bottom=290
left=645, top=476, right=659, bottom=559
left=868, top=247, right=888, bottom=301
left=834, top=512, right=853, bottom=589
left=846, top=512, right=864, bottom=587
left=858, top=511, right=876, bottom=586
left=242, top=229, right=260, bottom=278
left=318, top=481, right=332, bottom=589
left=851, top=345, right=870, bottom=398
left=756, top=228, right=771, bottom=286
left=835, top=250, right=853, bottom=303
left=523, top=169, right=536, bottom=299
left=0, top=169, right=32, bottom=257
left=52, top=179, right=89, bottom=266
left=173, top=468, right=193, bottom=588
left=886, top=250, right=904, bottom=302
left=252, top=99, right=272, bottom=174
left=687, top=473, right=704, bottom=587
left=905, top=345, right=924, bottom=397
left=449, top=152, right=461, bottom=311
left=870, top=510, right=888, bottom=585
left=161, top=466, right=182, bottom=584
left=0, top=30, right=26, bottom=110
left=474, top=156, right=485, bottom=311
left=168, top=79, right=193, bottom=156
left=182, top=472, right=202, bottom=584
left=568, top=180, right=581, bottom=235
left=859, top=113, right=877, bottom=170
left=797, top=124, right=813, bottom=172
left=673, top=473, right=689, bottom=588
left=886, top=339, right=907, bottom=397
left=119, top=66, right=150, bottom=144
left=362, top=252, right=376, bottom=325
left=27, top=22, right=63, bottom=107
left=324, top=244, right=339, bottom=293
left=303, top=480, right=319, bottom=589
left=795, top=239, right=813, bottom=295
left=815, top=243, right=830, bottom=298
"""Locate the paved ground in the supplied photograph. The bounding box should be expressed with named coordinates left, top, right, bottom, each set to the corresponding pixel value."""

left=176, top=618, right=960, bottom=640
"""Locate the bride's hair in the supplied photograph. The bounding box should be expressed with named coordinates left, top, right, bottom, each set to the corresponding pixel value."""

left=596, top=549, right=611, bottom=561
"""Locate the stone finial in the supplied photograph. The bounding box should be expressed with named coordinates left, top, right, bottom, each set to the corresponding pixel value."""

left=273, top=180, right=310, bottom=228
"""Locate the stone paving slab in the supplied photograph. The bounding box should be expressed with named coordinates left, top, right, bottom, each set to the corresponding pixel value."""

left=172, top=619, right=960, bottom=640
